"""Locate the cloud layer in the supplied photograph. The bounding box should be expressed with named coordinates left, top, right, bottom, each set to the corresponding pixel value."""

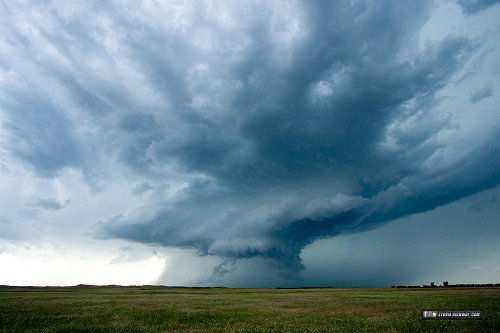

left=1, top=0, right=499, bottom=283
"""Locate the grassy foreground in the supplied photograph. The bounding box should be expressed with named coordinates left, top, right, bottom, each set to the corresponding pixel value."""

left=0, top=286, right=499, bottom=332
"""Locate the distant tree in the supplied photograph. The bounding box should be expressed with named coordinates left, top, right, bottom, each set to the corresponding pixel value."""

left=443, top=281, right=449, bottom=287
left=430, top=282, right=435, bottom=287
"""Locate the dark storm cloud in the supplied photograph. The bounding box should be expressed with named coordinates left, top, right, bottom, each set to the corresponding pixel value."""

left=132, top=183, right=154, bottom=196
left=470, top=86, right=493, bottom=103
left=1, top=1, right=499, bottom=282
left=457, top=0, right=500, bottom=14
left=58, top=76, right=111, bottom=118
left=1, top=92, right=83, bottom=178
left=98, top=1, right=500, bottom=275
left=31, top=198, right=70, bottom=211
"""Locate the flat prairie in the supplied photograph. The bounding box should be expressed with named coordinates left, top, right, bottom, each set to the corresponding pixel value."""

left=0, top=286, right=499, bottom=332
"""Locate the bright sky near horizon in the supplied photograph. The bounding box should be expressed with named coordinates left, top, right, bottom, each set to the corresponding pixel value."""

left=1, top=0, right=500, bottom=287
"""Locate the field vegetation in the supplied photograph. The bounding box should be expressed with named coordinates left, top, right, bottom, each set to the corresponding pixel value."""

left=1, top=286, right=499, bottom=332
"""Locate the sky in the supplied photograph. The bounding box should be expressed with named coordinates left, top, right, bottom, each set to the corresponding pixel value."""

left=0, top=0, right=499, bottom=287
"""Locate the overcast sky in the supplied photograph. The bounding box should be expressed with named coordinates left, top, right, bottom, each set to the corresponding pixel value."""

left=1, top=0, right=499, bottom=287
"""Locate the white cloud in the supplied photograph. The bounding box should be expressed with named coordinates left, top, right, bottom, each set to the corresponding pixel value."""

left=0, top=240, right=165, bottom=286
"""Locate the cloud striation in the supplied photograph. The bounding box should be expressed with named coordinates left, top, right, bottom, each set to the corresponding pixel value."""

left=1, top=0, right=499, bottom=281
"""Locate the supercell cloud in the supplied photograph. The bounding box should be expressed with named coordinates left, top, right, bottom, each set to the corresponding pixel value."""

left=0, top=0, right=499, bottom=286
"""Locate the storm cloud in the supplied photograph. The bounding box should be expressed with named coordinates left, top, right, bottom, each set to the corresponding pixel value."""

left=1, top=0, right=499, bottom=285
left=31, top=198, right=70, bottom=211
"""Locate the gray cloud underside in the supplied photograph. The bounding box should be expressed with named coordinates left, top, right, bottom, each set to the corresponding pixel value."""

left=457, top=0, right=500, bottom=13
left=31, top=198, right=70, bottom=211
left=1, top=1, right=499, bottom=275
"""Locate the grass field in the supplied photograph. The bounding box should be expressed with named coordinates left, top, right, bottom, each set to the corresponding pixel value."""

left=0, top=286, right=499, bottom=332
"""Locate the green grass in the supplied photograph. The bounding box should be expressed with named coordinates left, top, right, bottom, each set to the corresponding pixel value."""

left=0, top=286, right=499, bottom=332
